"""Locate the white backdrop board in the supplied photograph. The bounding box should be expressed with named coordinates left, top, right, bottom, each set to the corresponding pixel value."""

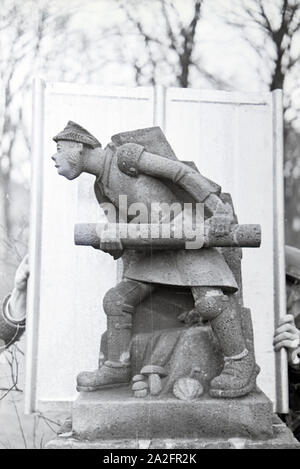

left=25, top=81, right=286, bottom=413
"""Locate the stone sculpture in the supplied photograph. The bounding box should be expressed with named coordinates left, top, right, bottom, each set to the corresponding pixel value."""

left=51, top=121, right=262, bottom=400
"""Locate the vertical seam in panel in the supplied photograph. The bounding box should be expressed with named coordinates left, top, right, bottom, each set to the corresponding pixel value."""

left=153, top=85, right=166, bottom=131
left=272, top=89, right=288, bottom=414
left=24, top=78, right=45, bottom=414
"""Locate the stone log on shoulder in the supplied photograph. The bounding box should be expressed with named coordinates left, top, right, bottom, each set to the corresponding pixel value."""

left=74, top=222, right=261, bottom=249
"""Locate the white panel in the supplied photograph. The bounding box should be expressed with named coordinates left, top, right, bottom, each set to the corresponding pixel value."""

left=26, top=83, right=285, bottom=412
left=26, top=82, right=155, bottom=409
left=164, top=88, right=283, bottom=408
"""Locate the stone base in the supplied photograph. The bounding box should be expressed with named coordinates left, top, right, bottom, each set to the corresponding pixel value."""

left=46, top=417, right=299, bottom=449
left=45, top=386, right=300, bottom=449
left=72, top=387, right=274, bottom=441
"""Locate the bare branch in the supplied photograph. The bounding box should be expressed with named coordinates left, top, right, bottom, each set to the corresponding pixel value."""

left=165, top=0, right=184, bottom=32
left=192, top=61, right=233, bottom=90
left=10, top=392, right=27, bottom=449
left=220, top=0, right=300, bottom=124
left=160, top=0, right=180, bottom=53
left=257, top=0, right=273, bottom=33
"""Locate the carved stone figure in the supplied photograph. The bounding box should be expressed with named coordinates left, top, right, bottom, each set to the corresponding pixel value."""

left=52, top=121, right=260, bottom=399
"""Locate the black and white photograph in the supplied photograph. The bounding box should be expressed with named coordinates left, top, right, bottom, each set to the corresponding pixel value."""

left=1, top=0, right=300, bottom=453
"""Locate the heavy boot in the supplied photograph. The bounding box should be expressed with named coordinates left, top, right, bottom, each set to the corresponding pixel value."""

left=77, top=303, right=133, bottom=391
left=77, top=360, right=131, bottom=392
left=77, top=280, right=154, bottom=392
left=208, top=301, right=259, bottom=398
left=209, top=350, right=259, bottom=398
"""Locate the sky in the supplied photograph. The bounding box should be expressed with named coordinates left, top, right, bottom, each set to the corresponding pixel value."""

left=66, top=0, right=298, bottom=93
left=4, top=0, right=300, bottom=184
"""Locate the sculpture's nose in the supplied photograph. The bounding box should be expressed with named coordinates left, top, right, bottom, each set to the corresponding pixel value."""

left=51, top=154, right=57, bottom=162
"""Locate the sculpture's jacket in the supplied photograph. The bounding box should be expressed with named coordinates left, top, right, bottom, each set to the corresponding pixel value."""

left=94, top=128, right=237, bottom=291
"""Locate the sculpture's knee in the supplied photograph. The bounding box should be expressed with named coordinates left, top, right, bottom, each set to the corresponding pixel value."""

left=103, top=286, right=135, bottom=317
left=194, top=294, right=230, bottom=321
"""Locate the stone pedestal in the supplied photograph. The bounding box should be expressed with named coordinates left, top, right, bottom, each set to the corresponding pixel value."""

left=46, top=387, right=300, bottom=449
left=72, top=388, right=273, bottom=440
left=46, top=299, right=300, bottom=450
left=45, top=284, right=299, bottom=449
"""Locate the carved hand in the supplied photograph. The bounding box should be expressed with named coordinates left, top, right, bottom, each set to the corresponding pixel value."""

left=206, top=215, right=233, bottom=237
left=100, top=229, right=124, bottom=260
left=178, top=308, right=203, bottom=326
left=206, top=200, right=234, bottom=236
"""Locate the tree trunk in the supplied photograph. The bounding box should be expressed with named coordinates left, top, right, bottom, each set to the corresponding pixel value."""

left=270, top=62, right=284, bottom=90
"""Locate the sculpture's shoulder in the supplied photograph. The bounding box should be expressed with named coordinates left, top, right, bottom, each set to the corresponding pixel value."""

left=112, top=126, right=177, bottom=178
left=116, top=142, right=145, bottom=178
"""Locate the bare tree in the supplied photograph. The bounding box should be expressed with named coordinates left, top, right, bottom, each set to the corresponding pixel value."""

left=107, top=0, right=229, bottom=89
left=217, top=0, right=300, bottom=247
left=219, top=0, right=300, bottom=127
left=0, top=0, right=91, bottom=240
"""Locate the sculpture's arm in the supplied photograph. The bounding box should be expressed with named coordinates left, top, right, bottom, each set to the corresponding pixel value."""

left=117, top=143, right=220, bottom=201
left=116, top=143, right=234, bottom=221
left=204, top=193, right=234, bottom=219
left=93, top=181, right=124, bottom=259
left=91, top=204, right=124, bottom=259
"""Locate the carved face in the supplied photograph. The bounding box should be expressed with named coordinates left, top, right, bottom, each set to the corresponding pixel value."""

left=51, top=141, right=84, bottom=180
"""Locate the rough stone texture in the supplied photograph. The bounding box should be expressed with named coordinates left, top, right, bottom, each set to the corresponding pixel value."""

left=72, top=387, right=273, bottom=441
left=134, top=389, right=147, bottom=398
left=53, top=124, right=267, bottom=443
left=173, top=377, right=204, bottom=400
left=75, top=222, right=261, bottom=249
left=118, top=287, right=225, bottom=394
left=132, top=374, right=145, bottom=382
left=46, top=417, right=300, bottom=449
left=132, top=381, right=148, bottom=391
left=100, top=287, right=225, bottom=392
left=131, top=325, right=223, bottom=394
left=132, top=286, right=194, bottom=335
left=57, top=123, right=260, bottom=397
left=117, top=289, right=254, bottom=396
left=148, top=374, right=162, bottom=395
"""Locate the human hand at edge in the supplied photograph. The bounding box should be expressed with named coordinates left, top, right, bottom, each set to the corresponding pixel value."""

left=273, top=314, right=300, bottom=366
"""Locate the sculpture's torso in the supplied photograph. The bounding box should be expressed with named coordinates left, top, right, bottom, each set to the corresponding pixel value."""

left=94, top=143, right=238, bottom=291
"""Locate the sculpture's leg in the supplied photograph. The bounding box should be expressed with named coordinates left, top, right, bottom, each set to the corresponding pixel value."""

left=191, top=287, right=259, bottom=398
left=77, top=279, right=155, bottom=392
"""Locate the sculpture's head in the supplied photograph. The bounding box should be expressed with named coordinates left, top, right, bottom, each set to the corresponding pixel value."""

left=51, top=121, right=102, bottom=180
